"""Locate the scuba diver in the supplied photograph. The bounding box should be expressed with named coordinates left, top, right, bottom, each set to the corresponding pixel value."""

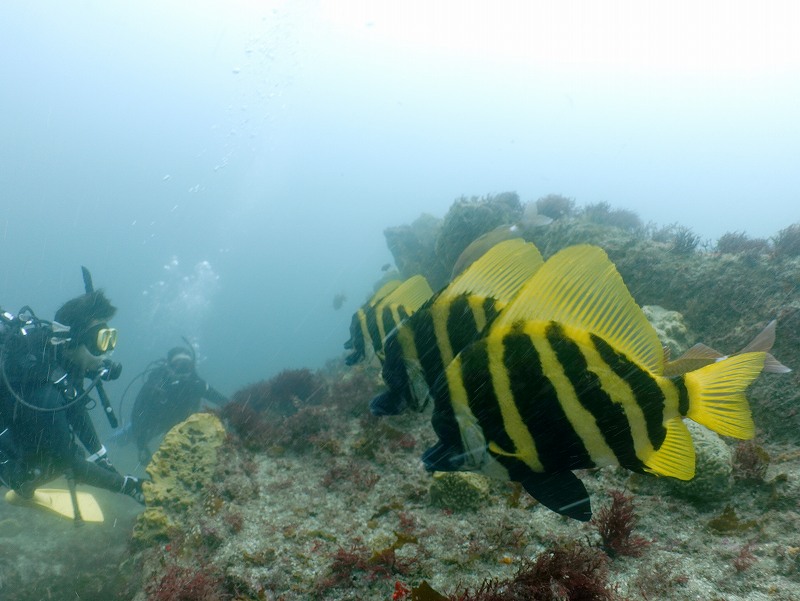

left=0, top=282, right=145, bottom=520
left=129, top=344, right=227, bottom=464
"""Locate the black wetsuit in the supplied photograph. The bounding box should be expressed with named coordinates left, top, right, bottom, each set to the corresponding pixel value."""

left=130, top=364, right=226, bottom=462
left=0, top=324, right=126, bottom=495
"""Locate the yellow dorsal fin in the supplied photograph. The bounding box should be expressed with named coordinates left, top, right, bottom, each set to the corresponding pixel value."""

left=377, top=275, right=434, bottom=316
left=493, top=244, right=664, bottom=374
left=441, top=239, right=544, bottom=304
left=642, top=417, right=695, bottom=480
left=368, top=280, right=403, bottom=307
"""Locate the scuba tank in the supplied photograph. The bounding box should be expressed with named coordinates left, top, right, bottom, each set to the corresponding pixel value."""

left=0, top=307, right=64, bottom=491
left=0, top=307, right=64, bottom=387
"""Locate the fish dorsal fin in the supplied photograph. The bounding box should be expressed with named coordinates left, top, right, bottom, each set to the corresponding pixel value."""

left=494, top=244, right=664, bottom=374
left=368, top=280, right=403, bottom=307
left=450, top=224, right=523, bottom=278
left=377, top=275, right=434, bottom=316
left=442, top=239, right=544, bottom=304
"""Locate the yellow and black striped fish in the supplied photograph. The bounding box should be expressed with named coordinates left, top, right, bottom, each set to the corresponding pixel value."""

left=344, top=276, right=433, bottom=366
left=423, top=245, right=766, bottom=521
left=371, top=238, right=544, bottom=415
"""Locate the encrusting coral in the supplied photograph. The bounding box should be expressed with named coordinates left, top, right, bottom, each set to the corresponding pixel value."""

left=133, top=412, right=228, bottom=545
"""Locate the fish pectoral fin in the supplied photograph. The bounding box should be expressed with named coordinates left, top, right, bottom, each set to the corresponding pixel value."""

left=643, top=417, right=695, bottom=480
left=487, top=441, right=519, bottom=458
left=518, top=470, right=592, bottom=522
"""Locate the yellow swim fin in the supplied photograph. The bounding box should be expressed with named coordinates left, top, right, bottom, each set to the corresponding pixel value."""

left=5, top=488, right=105, bottom=523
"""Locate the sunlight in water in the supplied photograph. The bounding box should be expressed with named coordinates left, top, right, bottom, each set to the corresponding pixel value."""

left=318, top=0, right=800, bottom=74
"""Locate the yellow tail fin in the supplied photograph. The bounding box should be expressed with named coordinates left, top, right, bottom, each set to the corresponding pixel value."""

left=683, top=352, right=765, bottom=439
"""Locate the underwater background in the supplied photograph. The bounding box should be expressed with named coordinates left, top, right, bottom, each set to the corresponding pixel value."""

left=1, top=1, right=800, bottom=600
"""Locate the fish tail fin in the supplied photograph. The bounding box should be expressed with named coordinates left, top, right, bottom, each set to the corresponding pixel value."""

left=739, top=320, right=791, bottom=373
left=683, top=352, right=765, bottom=439
left=764, top=352, right=792, bottom=374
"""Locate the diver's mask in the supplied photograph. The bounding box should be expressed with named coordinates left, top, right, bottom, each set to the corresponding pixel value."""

left=81, top=322, right=118, bottom=356
left=169, top=354, right=194, bottom=378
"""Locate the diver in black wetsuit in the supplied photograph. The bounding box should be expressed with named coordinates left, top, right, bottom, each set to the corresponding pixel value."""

left=0, top=290, right=144, bottom=504
left=130, top=345, right=227, bottom=464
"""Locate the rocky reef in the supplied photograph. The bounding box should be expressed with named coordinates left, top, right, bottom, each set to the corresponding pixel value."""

left=384, top=192, right=525, bottom=290
left=17, top=196, right=798, bottom=601
left=120, top=209, right=798, bottom=600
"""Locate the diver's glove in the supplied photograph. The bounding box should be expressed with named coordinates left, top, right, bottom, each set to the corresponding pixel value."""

left=121, top=475, right=145, bottom=505
left=86, top=445, right=117, bottom=473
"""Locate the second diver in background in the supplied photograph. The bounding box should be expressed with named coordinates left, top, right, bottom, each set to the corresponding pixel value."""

left=129, top=345, right=228, bottom=464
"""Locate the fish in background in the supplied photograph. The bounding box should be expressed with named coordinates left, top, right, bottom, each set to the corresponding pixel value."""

left=371, top=238, right=544, bottom=416
left=449, top=201, right=552, bottom=279
left=423, top=245, right=766, bottom=521
left=663, top=319, right=791, bottom=376
left=344, top=276, right=433, bottom=366
left=332, top=293, right=347, bottom=311
left=344, top=279, right=401, bottom=365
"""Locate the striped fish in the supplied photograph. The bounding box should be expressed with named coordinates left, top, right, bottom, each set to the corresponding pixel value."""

left=371, top=239, right=544, bottom=416
left=423, top=245, right=766, bottom=521
left=344, top=276, right=433, bottom=366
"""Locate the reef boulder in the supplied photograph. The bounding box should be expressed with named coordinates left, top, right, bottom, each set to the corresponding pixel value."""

left=642, top=304, right=691, bottom=357
left=429, top=471, right=491, bottom=511
left=132, top=412, right=227, bottom=545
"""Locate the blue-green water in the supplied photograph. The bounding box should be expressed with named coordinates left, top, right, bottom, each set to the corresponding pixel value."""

left=1, top=2, right=799, bottom=599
